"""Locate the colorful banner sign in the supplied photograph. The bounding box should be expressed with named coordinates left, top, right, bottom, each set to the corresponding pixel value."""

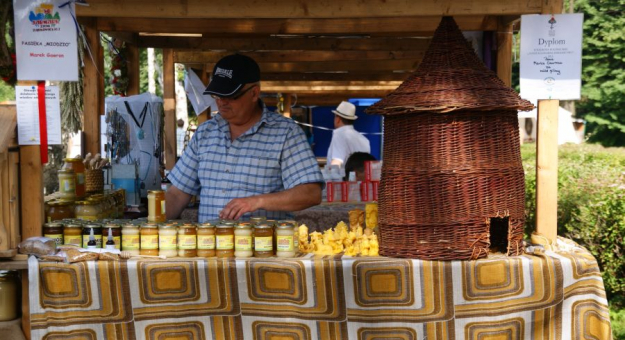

left=520, top=14, right=584, bottom=102
left=14, top=0, right=78, bottom=81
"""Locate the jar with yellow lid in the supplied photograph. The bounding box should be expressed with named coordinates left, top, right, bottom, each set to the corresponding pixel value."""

left=254, top=223, right=274, bottom=258
left=197, top=222, right=216, bottom=257
left=140, top=224, right=159, bottom=256
left=250, top=216, right=266, bottom=225
left=43, top=222, right=63, bottom=246
left=63, top=158, right=85, bottom=198
left=75, top=200, right=100, bottom=221
left=215, top=224, right=234, bottom=258
left=148, top=190, right=166, bottom=223
left=0, top=271, right=19, bottom=321
left=276, top=223, right=296, bottom=257
left=234, top=224, right=253, bottom=258
left=279, top=220, right=299, bottom=250
left=158, top=225, right=178, bottom=257
left=63, top=223, right=83, bottom=246
left=178, top=224, right=197, bottom=257
left=46, top=200, right=75, bottom=222
left=121, top=223, right=140, bottom=256
left=57, top=168, right=76, bottom=200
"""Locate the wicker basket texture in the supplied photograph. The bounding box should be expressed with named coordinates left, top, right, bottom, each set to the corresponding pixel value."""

left=365, top=17, right=532, bottom=260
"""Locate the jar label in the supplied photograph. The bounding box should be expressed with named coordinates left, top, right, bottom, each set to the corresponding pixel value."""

left=235, top=235, right=252, bottom=250
left=159, top=235, right=177, bottom=250
left=64, top=235, right=82, bottom=246
left=254, top=236, right=273, bottom=251
left=277, top=235, right=294, bottom=252
left=179, top=235, right=197, bottom=249
left=122, top=235, right=140, bottom=250
left=61, top=178, right=75, bottom=192
left=216, top=235, right=234, bottom=250
left=161, top=201, right=166, bottom=214
left=198, top=235, right=215, bottom=249
left=114, top=236, right=121, bottom=249
left=44, top=234, right=63, bottom=246
left=76, top=173, right=85, bottom=185
left=83, top=235, right=102, bottom=248
left=141, top=235, right=159, bottom=249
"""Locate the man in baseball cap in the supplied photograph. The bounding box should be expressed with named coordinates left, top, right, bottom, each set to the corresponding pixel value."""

left=167, top=54, right=324, bottom=222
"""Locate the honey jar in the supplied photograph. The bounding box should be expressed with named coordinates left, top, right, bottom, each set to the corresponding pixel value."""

left=178, top=224, right=197, bottom=257
left=140, top=224, right=159, bottom=256
left=43, top=222, right=63, bottom=246
left=215, top=224, right=234, bottom=258
left=147, top=190, right=166, bottom=223
left=254, top=223, right=274, bottom=258
left=63, top=223, right=83, bottom=246
left=197, top=222, right=216, bottom=257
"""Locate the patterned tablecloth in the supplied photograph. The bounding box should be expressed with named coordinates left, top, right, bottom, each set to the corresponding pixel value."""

left=28, top=239, right=612, bottom=339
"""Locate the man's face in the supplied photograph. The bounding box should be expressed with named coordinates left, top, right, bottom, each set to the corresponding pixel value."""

left=212, top=84, right=258, bottom=122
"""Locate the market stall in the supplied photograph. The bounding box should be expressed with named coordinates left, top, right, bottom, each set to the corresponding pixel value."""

left=28, top=239, right=611, bottom=339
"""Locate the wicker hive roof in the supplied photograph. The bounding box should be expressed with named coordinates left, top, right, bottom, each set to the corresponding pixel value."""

left=366, top=16, right=534, bottom=115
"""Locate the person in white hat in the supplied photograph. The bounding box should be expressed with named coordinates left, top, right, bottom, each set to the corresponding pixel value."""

left=326, top=101, right=371, bottom=167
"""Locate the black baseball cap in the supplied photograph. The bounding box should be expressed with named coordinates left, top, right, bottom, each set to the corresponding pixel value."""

left=203, top=54, right=261, bottom=97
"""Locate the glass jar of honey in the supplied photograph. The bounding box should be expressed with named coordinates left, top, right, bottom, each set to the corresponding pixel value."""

left=254, top=223, right=274, bottom=258
left=46, top=200, right=75, bottom=222
left=178, top=224, right=197, bottom=257
left=140, top=224, right=159, bottom=256
left=215, top=224, right=234, bottom=258
left=43, top=222, right=63, bottom=246
left=63, top=223, right=83, bottom=246
left=63, top=158, right=86, bottom=198
left=0, top=271, right=19, bottom=321
left=197, top=222, right=216, bottom=257
left=276, top=223, right=296, bottom=258
left=75, top=200, right=100, bottom=221
left=147, top=190, right=166, bottom=223
left=121, top=223, right=140, bottom=256
left=103, top=223, right=122, bottom=249
left=234, top=223, right=253, bottom=258
left=158, top=225, right=178, bottom=258
left=57, top=169, right=76, bottom=200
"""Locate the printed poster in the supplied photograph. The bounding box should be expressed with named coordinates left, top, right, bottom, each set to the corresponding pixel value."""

left=520, top=14, right=584, bottom=102
left=16, top=86, right=62, bottom=145
left=13, top=0, right=78, bottom=81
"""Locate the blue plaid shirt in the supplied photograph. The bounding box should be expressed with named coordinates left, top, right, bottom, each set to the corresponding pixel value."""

left=169, top=105, right=323, bottom=222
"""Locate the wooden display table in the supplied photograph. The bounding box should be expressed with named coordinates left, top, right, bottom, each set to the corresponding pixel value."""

left=27, top=238, right=611, bottom=339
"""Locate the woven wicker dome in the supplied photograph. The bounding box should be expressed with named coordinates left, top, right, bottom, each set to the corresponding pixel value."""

left=366, top=16, right=534, bottom=115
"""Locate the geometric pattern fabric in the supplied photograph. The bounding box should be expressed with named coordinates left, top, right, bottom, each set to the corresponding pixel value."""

left=29, top=238, right=612, bottom=339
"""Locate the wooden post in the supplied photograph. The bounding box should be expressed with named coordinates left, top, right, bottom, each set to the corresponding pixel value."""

left=83, top=18, right=104, bottom=155
left=535, top=99, right=559, bottom=241
left=496, top=19, right=513, bottom=87
left=196, top=64, right=211, bottom=124
left=19, top=145, right=44, bottom=240
left=282, top=93, right=292, bottom=118
left=126, top=44, right=140, bottom=96
left=163, top=49, right=176, bottom=170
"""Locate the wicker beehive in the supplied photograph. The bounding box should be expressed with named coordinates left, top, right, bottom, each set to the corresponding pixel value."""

left=366, top=17, right=534, bottom=260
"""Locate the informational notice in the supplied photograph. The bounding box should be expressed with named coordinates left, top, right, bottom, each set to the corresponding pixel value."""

left=520, top=14, right=583, bottom=102
left=14, top=0, right=78, bottom=81
left=16, top=86, right=62, bottom=145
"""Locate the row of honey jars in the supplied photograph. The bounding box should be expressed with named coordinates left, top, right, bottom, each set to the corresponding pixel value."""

left=43, top=221, right=121, bottom=249
left=46, top=190, right=126, bottom=223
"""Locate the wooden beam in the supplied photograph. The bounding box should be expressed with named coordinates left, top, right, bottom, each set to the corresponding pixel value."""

left=175, top=50, right=425, bottom=63
left=496, top=20, right=513, bottom=87
left=19, top=145, right=43, bottom=241
left=542, top=0, right=564, bottom=15
left=163, top=49, right=176, bottom=170
left=96, top=16, right=497, bottom=36
left=259, top=72, right=411, bottom=81
left=139, top=36, right=431, bottom=51
left=77, top=0, right=544, bottom=18
left=196, top=60, right=419, bottom=73
left=535, top=99, right=559, bottom=242
left=260, top=82, right=401, bottom=94
left=83, top=18, right=104, bottom=155
left=126, top=44, right=140, bottom=95
left=263, top=95, right=372, bottom=107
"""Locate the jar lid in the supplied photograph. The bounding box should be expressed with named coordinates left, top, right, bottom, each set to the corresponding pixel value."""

left=104, top=223, right=120, bottom=228
left=148, top=190, right=165, bottom=194
left=64, top=157, right=81, bottom=162
left=250, top=216, right=266, bottom=222
left=85, top=224, right=102, bottom=229
left=235, top=224, right=252, bottom=229
left=159, top=225, right=176, bottom=229
left=64, top=223, right=82, bottom=228
left=254, top=223, right=273, bottom=229
left=219, top=220, right=237, bottom=226
left=123, top=223, right=138, bottom=228
left=277, top=221, right=294, bottom=227
left=44, top=222, right=63, bottom=228
left=216, top=224, right=234, bottom=229
left=198, top=223, right=215, bottom=229
left=58, top=168, right=74, bottom=173
left=56, top=200, right=75, bottom=206
left=142, top=224, right=158, bottom=229
left=276, top=224, right=294, bottom=230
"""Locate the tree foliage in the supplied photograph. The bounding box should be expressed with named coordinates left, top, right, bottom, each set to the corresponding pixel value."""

left=575, top=0, right=625, bottom=146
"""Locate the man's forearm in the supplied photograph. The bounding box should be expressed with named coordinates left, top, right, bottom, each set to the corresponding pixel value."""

left=259, top=183, right=322, bottom=212
left=165, top=185, right=193, bottom=220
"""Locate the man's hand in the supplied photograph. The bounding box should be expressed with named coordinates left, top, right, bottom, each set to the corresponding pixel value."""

left=219, top=196, right=263, bottom=220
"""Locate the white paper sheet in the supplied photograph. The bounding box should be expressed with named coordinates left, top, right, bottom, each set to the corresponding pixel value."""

left=16, top=85, right=62, bottom=145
